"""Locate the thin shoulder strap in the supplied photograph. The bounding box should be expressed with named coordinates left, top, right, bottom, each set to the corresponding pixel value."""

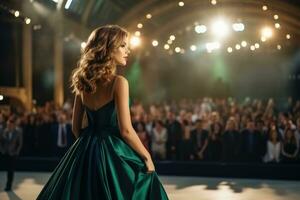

left=110, top=75, right=118, bottom=99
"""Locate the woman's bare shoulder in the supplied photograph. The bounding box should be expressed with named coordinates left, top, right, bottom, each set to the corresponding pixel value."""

left=115, top=75, right=128, bottom=87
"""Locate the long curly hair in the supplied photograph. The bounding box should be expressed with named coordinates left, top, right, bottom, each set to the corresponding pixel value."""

left=71, top=25, right=128, bottom=94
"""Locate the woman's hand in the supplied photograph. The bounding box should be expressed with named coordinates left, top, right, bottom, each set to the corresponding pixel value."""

left=144, top=157, right=155, bottom=173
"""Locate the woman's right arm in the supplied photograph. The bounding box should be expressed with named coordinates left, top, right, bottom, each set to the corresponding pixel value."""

left=72, top=94, right=84, bottom=139
left=114, top=76, right=154, bottom=172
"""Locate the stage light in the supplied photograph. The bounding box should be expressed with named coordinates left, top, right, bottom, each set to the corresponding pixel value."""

left=137, top=23, right=143, bottom=29
left=81, top=42, right=86, bottom=49
left=175, top=47, right=181, bottom=53
left=14, top=11, right=20, bottom=17
left=164, top=44, right=170, bottom=50
left=255, top=43, right=260, bottom=48
left=275, top=23, right=280, bottom=29
left=25, top=18, right=31, bottom=24
left=178, top=1, right=184, bottom=7
left=152, top=40, right=158, bottom=47
left=262, top=5, right=268, bottom=11
left=250, top=45, right=255, bottom=51
left=190, top=45, right=197, bottom=51
left=195, top=25, right=207, bottom=33
left=65, top=0, right=73, bottom=9
left=277, top=45, right=281, bottom=50
left=212, top=19, right=230, bottom=38
left=167, top=39, right=172, bottom=44
left=211, top=0, right=217, bottom=5
left=261, top=36, right=266, bottom=42
left=134, top=31, right=141, bottom=36
left=286, top=34, right=291, bottom=39
left=241, top=41, right=247, bottom=47
left=261, top=27, right=273, bottom=39
left=274, top=15, right=279, bottom=20
left=170, top=35, right=176, bottom=40
left=227, top=47, right=233, bottom=53
left=146, top=14, right=152, bottom=19
left=0, top=95, right=3, bottom=101
left=130, top=36, right=141, bottom=48
left=232, top=23, right=244, bottom=32
left=206, top=42, right=220, bottom=52
left=235, top=44, right=241, bottom=50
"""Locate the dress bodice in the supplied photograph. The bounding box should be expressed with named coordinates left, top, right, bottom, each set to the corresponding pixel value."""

left=84, top=99, right=119, bottom=136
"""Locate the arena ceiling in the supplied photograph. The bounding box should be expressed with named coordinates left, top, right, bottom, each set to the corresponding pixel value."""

left=2, top=0, right=300, bottom=52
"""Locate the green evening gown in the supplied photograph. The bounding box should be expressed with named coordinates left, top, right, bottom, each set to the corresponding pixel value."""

left=36, top=99, right=169, bottom=200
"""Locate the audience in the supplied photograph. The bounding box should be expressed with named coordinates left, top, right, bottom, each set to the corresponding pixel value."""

left=1, top=96, right=300, bottom=164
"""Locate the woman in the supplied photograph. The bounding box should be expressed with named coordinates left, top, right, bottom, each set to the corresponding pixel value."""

left=263, top=127, right=281, bottom=163
left=37, top=25, right=168, bottom=200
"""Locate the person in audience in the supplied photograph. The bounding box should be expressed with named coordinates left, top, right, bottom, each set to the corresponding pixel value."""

left=207, top=122, right=222, bottom=161
left=51, top=112, right=73, bottom=158
left=264, top=127, right=281, bottom=163
left=240, top=120, right=261, bottom=162
left=281, top=128, right=299, bottom=163
left=179, top=120, right=194, bottom=161
left=151, top=120, right=168, bottom=160
left=222, top=117, right=240, bottom=162
left=255, top=119, right=268, bottom=161
left=165, top=111, right=182, bottom=160
left=0, top=117, right=23, bottom=191
left=191, top=119, right=209, bottom=161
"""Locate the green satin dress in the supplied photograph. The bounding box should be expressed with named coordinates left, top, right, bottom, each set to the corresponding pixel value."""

left=36, top=99, right=169, bottom=200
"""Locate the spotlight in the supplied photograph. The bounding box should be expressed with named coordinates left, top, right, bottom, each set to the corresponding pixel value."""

left=211, top=0, right=217, bottom=5
left=134, top=31, right=141, bottom=36
left=164, top=44, right=170, bottom=50
left=261, top=36, right=266, bottom=42
left=137, top=23, right=143, bottom=29
left=190, top=45, right=197, bottom=51
left=152, top=40, right=158, bottom=47
left=25, top=18, right=31, bottom=24
left=0, top=95, right=3, bottom=101
left=286, top=34, right=291, bottom=39
left=206, top=42, right=220, bottom=52
left=274, top=15, right=279, bottom=20
left=175, top=47, right=181, bottom=53
left=254, top=43, right=260, bottom=48
left=277, top=44, right=281, bottom=50
left=235, top=44, right=241, bottom=50
left=212, top=19, right=230, bottom=38
left=250, top=45, right=256, bottom=51
left=167, top=39, right=173, bottom=44
left=14, top=11, right=20, bottom=17
left=275, top=23, right=280, bottom=29
left=261, top=27, right=273, bottom=38
left=195, top=25, right=207, bottom=33
left=262, top=5, right=268, bottom=11
left=241, top=41, right=247, bottom=47
left=227, top=47, right=233, bottom=53
left=232, top=23, right=245, bottom=32
left=146, top=14, right=152, bottom=19
left=170, top=35, right=176, bottom=40
left=81, top=42, right=86, bottom=49
left=130, top=36, right=141, bottom=48
left=178, top=1, right=184, bottom=7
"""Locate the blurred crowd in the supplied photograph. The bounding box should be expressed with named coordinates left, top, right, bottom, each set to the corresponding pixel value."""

left=1, top=97, right=300, bottom=164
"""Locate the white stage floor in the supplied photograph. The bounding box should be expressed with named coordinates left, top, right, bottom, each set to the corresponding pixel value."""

left=1, top=172, right=300, bottom=200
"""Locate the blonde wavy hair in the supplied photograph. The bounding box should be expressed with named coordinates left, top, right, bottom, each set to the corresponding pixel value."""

left=71, top=25, right=128, bottom=94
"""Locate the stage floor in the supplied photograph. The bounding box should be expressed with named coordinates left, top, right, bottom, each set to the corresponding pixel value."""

left=0, top=172, right=300, bottom=200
